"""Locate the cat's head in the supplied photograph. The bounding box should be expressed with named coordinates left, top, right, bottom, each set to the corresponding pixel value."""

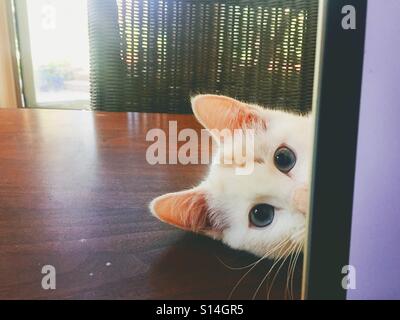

left=150, top=95, right=312, bottom=257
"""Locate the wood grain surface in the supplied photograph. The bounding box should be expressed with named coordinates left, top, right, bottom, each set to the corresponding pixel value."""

left=0, top=109, right=302, bottom=299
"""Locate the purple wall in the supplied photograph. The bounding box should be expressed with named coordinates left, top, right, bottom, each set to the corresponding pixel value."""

left=348, top=0, right=400, bottom=299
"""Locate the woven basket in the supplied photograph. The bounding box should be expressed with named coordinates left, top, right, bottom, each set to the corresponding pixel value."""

left=88, top=0, right=318, bottom=113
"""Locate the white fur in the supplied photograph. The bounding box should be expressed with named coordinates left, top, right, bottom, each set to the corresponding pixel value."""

left=200, top=107, right=311, bottom=257
left=151, top=96, right=312, bottom=258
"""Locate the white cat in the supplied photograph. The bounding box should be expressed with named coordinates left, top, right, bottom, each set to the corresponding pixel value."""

left=150, top=94, right=312, bottom=258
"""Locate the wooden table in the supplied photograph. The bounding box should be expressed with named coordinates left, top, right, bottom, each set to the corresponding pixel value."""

left=0, top=109, right=301, bottom=299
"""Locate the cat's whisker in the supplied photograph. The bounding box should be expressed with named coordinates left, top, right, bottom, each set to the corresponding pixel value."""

left=267, top=230, right=304, bottom=299
left=214, top=255, right=245, bottom=271
left=286, top=241, right=302, bottom=300
left=266, top=242, right=298, bottom=300
left=227, top=237, right=292, bottom=300
left=290, top=242, right=303, bottom=299
left=284, top=242, right=298, bottom=299
left=214, top=252, right=270, bottom=271
left=285, top=237, right=303, bottom=299
left=251, top=241, right=296, bottom=300
left=221, top=228, right=305, bottom=300
left=216, top=253, right=257, bottom=272
left=253, top=243, right=294, bottom=300
left=268, top=248, right=293, bottom=300
left=216, top=236, right=291, bottom=271
left=255, top=230, right=303, bottom=299
left=220, top=233, right=294, bottom=272
left=226, top=242, right=287, bottom=299
left=288, top=228, right=305, bottom=242
left=284, top=244, right=297, bottom=299
left=290, top=242, right=302, bottom=298
left=289, top=244, right=300, bottom=299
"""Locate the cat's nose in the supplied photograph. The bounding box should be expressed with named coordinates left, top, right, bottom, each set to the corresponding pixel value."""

left=291, top=185, right=309, bottom=215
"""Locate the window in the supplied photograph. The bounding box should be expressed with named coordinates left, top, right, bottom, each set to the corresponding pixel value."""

left=15, top=0, right=90, bottom=109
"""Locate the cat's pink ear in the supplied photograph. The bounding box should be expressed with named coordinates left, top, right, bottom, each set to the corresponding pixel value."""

left=150, top=188, right=219, bottom=238
left=191, top=94, right=265, bottom=131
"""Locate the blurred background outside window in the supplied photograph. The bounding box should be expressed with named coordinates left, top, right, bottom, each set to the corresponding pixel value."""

left=16, top=0, right=90, bottom=108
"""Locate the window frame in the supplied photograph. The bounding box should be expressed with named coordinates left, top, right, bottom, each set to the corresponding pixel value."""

left=0, top=0, right=22, bottom=108
left=13, top=0, right=90, bottom=110
left=302, top=0, right=367, bottom=300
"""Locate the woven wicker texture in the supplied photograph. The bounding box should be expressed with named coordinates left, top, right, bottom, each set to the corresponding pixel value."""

left=88, top=0, right=318, bottom=113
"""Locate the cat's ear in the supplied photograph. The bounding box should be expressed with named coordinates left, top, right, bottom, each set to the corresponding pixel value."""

left=191, top=94, right=265, bottom=132
left=150, top=188, right=220, bottom=238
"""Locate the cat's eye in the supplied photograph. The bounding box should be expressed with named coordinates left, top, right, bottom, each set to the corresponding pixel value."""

left=249, top=204, right=275, bottom=228
left=274, top=146, right=296, bottom=173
